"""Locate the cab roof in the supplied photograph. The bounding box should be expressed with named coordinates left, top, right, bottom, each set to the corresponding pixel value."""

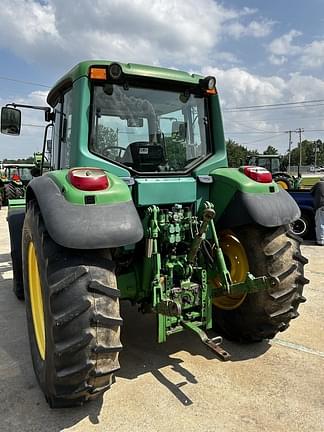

left=47, top=60, right=203, bottom=106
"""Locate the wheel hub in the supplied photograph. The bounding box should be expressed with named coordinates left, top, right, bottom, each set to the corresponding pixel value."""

left=276, top=180, right=289, bottom=189
left=211, top=231, right=249, bottom=310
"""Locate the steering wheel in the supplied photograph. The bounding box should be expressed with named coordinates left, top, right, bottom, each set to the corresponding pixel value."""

left=102, top=146, right=126, bottom=160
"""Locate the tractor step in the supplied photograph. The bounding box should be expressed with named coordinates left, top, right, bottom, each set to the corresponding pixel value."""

left=181, top=321, right=231, bottom=361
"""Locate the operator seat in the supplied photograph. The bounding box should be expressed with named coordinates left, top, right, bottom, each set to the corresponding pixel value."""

left=122, top=141, right=165, bottom=172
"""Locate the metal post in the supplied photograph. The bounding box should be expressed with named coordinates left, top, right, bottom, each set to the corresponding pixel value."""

left=296, top=128, right=304, bottom=168
left=315, top=139, right=322, bottom=170
left=288, top=130, right=292, bottom=173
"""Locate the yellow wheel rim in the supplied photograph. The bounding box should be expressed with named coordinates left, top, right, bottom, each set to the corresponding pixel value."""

left=28, top=242, right=45, bottom=360
left=276, top=180, right=288, bottom=190
left=212, top=231, right=249, bottom=310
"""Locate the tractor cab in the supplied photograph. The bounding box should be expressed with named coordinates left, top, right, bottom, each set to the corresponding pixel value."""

left=247, top=154, right=282, bottom=173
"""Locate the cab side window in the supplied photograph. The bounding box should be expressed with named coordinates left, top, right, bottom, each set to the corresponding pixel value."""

left=51, top=101, right=62, bottom=170
left=51, top=88, right=73, bottom=170
left=60, top=89, right=73, bottom=168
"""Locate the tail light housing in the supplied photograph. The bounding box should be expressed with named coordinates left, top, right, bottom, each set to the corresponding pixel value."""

left=68, top=168, right=109, bottom=191
left=241, top=166, right=272, bottom=183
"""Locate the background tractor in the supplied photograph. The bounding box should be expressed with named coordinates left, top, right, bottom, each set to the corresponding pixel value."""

left=246, top=154, right=301, bottom=190
left=0, top=163, right=31, bottom=207
left=0, top=153, right=46, bottom=208
left=1, top=61, right=308, bottom=408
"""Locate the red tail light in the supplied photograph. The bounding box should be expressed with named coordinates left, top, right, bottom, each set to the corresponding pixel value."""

left=68, top=168, right=109, bottom=191
left=11, top=174, right=21, bottom=182
left=242, top=166, right=272, bottom=183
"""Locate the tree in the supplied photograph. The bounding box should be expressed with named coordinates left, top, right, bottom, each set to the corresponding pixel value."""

left=226, top=139, right=249, bottom=167
left=95, top=125, right=118, bottom=154
left=2, top=157, right=34, bottom=164
left=282, top=139, right=324, bottom=167
left=263, top=145, right=278, bottom=155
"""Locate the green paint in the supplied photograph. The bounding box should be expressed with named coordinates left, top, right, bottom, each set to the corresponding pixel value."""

left=210, top=167, right=280, bottom=219
left=8, top=198, right=26, bottom=209
left=194, top=96, right=228, bottom=175
left=48, top=61, right=204, bottom=105
left=143, top=204, right=213, bottom=344
left=117, top=272, right=138, bottom=300
left=46, top=169, right=131, bottom=205
left=211, top=272, right=272, bottom=297
left=70, top=78, right=130, bottom=177
left=135, top=177, right=196, bottom=206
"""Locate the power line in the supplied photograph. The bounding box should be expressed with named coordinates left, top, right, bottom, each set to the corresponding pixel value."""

left=225, top=128, right=324, bottom=135
left=303, top=129, right=324, bottom=132
left=224, top=99, right=324, bottom=111
left=225, top=113, right=324, bottom=123
left=0, top=76, right=51, bottom=88
left=225, top=102, right=324, bottom=113
left=229, top=132, right=287, bottom=146
left=225, top=131, right=283, bottom=134
left=225, top=119, right=288, bottom=133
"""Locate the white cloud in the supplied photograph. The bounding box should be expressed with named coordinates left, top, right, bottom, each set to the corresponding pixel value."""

left=203, top=66, right=285, bottom=108
left=268, top=30, right=324, bottom=70
left=268, top=30, right=302, bottom=56
left=268, top=54, right=287, bottom=66
left=226, top=19, right=274, bottom=39
left=202, top=66, right=324, bottom=153
left=0, top=0, right=274, bottom=71
left=300, top=40, right=324, bottom=68
left=241, top=7, right=258, bottom=16
left=0, top=0, right=60, bottom=62
left=0, top=0, right=229, bottom=67
left=267, top=29, right=302, bottom=65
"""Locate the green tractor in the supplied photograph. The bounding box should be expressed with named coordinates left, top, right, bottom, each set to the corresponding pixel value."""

left=0, top=152, right=45, bottom=208
left=1, top=61, right=308, bottom=407
left=0, top=163, right=31, bottom=207
left=246, top=154, right=301, bottom=190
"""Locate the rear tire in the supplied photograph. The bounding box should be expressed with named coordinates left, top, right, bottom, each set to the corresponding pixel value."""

left=213, top=225, right=308, bottom=342
left=4, top=183, right=24, bottom=200
left=290, top=214, right=311, bottom=239
left=22, top=201, right=122, bottom=407
left=8, top=209, right=25, bottom=300
left=273, top=175, right=292, bottom=190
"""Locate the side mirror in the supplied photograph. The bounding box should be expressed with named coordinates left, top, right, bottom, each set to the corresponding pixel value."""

left=1, top=107, right=21, bottom=135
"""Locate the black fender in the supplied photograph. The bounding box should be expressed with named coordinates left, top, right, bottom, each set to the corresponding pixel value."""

left=217, top=189, right=301, bottom=229
left=272, top=172, right=292, bottom=179
left=7, top=207, right=25, bottom=292
left=26, top=175, right=143, bottom=249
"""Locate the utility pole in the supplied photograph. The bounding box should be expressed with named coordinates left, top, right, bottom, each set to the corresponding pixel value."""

left=314, top=140, right=318, bottom=169
left=315, top=139, right=322, bottom=169
left=286, top=130, right=293, bottom=173
left=295, top=128, right=304, bottom=167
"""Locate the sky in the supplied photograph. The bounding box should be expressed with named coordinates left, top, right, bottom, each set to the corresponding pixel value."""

left=1, top=0, right=324, bottom=159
